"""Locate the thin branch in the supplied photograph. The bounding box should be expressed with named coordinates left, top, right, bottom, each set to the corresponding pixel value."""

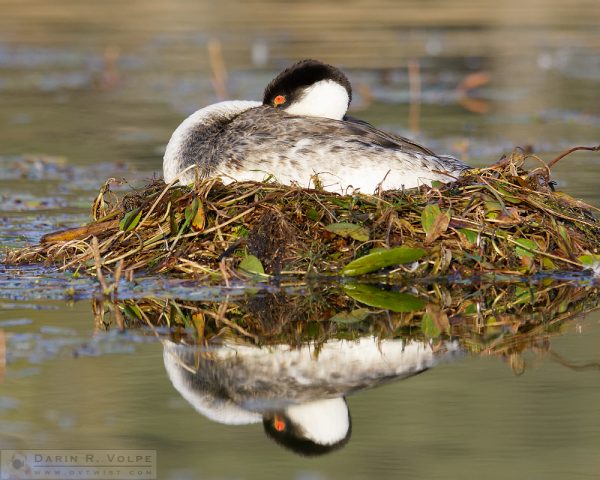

left=548, top=145, right=600, bottom=169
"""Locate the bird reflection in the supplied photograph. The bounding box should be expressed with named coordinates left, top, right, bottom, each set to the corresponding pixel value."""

left=100, top=280, right=600, bottom=454
left=163, top=336, right=461, bottom=455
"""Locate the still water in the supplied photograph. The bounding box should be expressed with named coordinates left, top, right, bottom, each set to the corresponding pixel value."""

left=2, top=284, right=600, bottom=479
left=1, top=0, right=600, bottom=478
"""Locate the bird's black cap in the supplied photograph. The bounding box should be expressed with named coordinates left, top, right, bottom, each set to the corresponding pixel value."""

left=263, top=59, right=352, bottom=108
left=262, top=410, right=352, bottom=457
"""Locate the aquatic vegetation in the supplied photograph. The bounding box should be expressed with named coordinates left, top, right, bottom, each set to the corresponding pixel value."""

left=4, top=149, right=600, bottom=281
left=91, top=279, right=600, bottom=375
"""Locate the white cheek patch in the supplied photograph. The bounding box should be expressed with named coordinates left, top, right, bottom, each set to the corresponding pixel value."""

left=285, top=397, right=350, bottom=445
left=284, top=80, right=349, bottom=120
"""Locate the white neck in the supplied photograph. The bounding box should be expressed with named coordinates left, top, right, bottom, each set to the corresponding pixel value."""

left=284, top=79, right=349, bottom=120
left=286, top=397, right=349, bottom=445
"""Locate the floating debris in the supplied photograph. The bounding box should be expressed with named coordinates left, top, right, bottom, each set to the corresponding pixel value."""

left=4, top=149, right=600, bottom=280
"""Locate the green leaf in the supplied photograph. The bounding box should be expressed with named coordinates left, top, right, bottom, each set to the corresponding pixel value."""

left=119, top=207, right=143, bottom=232
left=325, top=222, right=369, bottom=242
left=184, top=197, right=200, bottom=224
left=304, top=322, right=321, bottom=338
left=189, top=198, right=205, bottom=231
left=578, top=254, right=600, bottom=266
left=231, top=225, right=249, bottom=238
left=306, top=207, right=320, bottom=221
left=542, top=258, right=557, bottom=269
left=459, top=228, right=478, bottom=245
left=463, top=252, right=483, bottom=263
left=178, top=197, right=201, bottom=235
left=514, top=238, right=538, bottom=259
left=463, top=303, right=478, bottom=315
left=329, top=308, right=372, bottom=324
left=343, top=284, right=426, bottom=312
left=342, top=246, right=426, bottom=276
left=484, top=200, right=503, bottom=212
left=514, top=286, right=534, bottom=304
left=122, top=304, right=143, bottom=321
left=421, top=204, right=450, bottom=243
left=496, top=187, right=522, bottom=204
left=558, top=224, right=570, bottom=244
left=421, top=313, right=441, bottom=338
left=330, top=198, right=351, bottom=209
left=238, top=255, right=265, bottom=275
left=421, top=204, right=442, bottom=234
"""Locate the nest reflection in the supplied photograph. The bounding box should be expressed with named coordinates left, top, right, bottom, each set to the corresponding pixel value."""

left=89, top=280, right=600, bottom=455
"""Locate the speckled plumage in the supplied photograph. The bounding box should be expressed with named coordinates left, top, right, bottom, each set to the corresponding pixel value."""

left=164, top=337, right=462, bottom=454
left=163, top=338, right=461, bottom=424
left=165, top=103, right=470, bottom=193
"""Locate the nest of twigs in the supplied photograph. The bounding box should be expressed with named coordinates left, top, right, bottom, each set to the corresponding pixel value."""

left=5, top=149, right=600, bottom=280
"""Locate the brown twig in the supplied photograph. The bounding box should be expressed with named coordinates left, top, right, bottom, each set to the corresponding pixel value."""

left=41, top=220, right=119, bottom=244
left=548, top=349, right=600, bottom=372
left=91, top=236, right=110, bottom=294
left=547, top=145, right=600, bottom=170
left=113, top=259, right=124, bottom=297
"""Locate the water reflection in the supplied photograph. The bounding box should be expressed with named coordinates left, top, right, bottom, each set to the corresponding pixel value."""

left=164, top=337, right=460, bottom=456
left=84, top=279, right=600, bottom=455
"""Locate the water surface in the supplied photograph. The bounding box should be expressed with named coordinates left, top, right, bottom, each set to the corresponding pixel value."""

left=1, top=0, right=600, bottom=478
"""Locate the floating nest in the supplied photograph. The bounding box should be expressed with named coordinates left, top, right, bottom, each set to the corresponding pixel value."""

left=5, top=149, right=600, bottom=280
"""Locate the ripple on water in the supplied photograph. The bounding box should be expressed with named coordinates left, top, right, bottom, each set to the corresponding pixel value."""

left=3, top=327, right=153, bottom=373
left=0, top=155, right=154, bottom=248
left=0, top=265, right=99, bottom=301
left=0, top=318, right=32, bottom=327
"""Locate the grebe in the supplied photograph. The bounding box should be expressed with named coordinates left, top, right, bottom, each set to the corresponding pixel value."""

left=163, top=337, right=462, bottom=456
left=163, top=59, right=470, bottom=193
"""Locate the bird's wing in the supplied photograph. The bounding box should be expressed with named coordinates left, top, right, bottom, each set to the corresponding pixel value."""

left=229, top=106, right=438, bottom=159
left=343, top=114, right=437, bottom=156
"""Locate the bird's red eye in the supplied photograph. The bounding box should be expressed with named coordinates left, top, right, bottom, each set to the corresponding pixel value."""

left=273, top=95, right=286, bottom=106
left=274, top=415, right=286, bottom=432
